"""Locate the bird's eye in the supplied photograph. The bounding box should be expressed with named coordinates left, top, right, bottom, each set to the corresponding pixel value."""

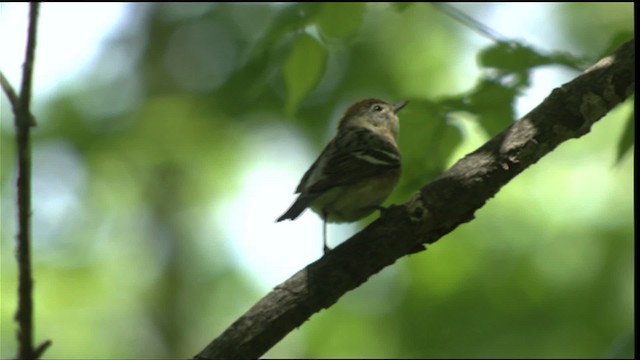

left=372, top=105, right=383, bottom=112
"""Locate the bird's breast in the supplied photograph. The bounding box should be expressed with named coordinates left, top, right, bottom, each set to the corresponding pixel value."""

left=310, top=169, right=400, bottom=223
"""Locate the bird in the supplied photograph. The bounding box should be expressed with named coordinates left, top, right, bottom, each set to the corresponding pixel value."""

left=277, top=98, right=408, bottom=253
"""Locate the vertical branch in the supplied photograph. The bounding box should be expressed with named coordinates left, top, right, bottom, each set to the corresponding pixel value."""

left=12, top=3, right=42, bottom=360
left=17, top=3, right=39, bottom=123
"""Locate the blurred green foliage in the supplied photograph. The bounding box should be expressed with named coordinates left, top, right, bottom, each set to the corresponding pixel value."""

left=283, top=33, right=327, bottom=116
left=0, top=3, right=634, bottom=359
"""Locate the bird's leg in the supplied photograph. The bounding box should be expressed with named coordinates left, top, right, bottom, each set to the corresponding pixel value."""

left=322, top=210, right=330, bottom=254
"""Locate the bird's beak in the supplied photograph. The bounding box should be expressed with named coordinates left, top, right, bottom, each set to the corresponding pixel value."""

left=393, top=101, right=409, bottom=114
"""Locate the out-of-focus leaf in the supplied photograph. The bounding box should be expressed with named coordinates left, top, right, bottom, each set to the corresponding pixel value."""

left=615, top=109, right=634, bottom=165
left=480, top=41, right=585, bottom=76
left=251, top=3, right=321, bottom=57
left=283, top=34, right=327, bottom=116
left=217, top=4, right=322, bottom=114
left=316, top=3, right=366, bottom=40
left=396, top=100, right=463, bottom=195
left=599, top=31, right=634, bottom=58
left=465, top=78, right=518, bottom=137
left=604, top=330, right=635, bottom=359
left=472, top=41, right=591, bottom=137
left=426, top=79, right=516, bottom=138
left=392, top=3, right=414, bottom=12
left=480, top=42, right=547, bottom=73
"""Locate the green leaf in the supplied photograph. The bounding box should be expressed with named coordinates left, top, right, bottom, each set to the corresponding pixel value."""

left=392, top=3, right=414, bottom=12
left=615, top=109, right=634, bottom=165
left=465, top=78, right=518, bottom=137
left=316, top=3, right=366, bottom=40
left=480, top=42, right=546, bottom=72
left=600, top=31, right=635, bottom=59
left=253, top=3, right=321, bottom=56
left=396, top=100, right=463, bottom=194
left=217, top=4, right=322, bottom=114
left=479, top=41, right=585, bottom=76
left=283, top=34, right=327, bottom=116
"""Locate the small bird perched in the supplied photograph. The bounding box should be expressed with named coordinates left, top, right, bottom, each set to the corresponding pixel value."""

left=277, top=98, right=408, bottom=253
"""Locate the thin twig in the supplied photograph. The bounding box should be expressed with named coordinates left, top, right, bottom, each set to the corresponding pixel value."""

left=0, top=71, right=36, bottom=126
left=33, top=339, right=53, bottom=359
left=17, top=3, right=39, bottom=126
left=13, top=3, right=41, bottom=360
left=1, top=71, right=20, bottom=109
left=432, top=3, right=506, bottom=43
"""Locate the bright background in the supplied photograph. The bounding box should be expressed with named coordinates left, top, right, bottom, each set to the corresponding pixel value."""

left=0, top=3, right=634, bottom=358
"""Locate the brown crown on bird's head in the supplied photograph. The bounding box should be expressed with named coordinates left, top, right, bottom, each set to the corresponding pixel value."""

left=337, top=98, right=408, bottom=139
left=338, top=98, right=385, bottom=129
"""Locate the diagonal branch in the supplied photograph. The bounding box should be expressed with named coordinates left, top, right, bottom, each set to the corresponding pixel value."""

left=194, top=39, right=634, bottom=360
left=0, top=70, right=37, bottom=127
left=1, top=71, right=21, bottom=109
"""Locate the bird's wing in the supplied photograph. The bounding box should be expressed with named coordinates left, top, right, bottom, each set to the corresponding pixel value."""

left=304, top=128, right=401, bottom=194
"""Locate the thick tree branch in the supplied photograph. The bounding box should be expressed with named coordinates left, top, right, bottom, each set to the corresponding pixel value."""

left=194, top=39, right=634, bottom=359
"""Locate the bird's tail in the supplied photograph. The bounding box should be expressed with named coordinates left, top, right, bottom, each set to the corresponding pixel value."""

left=276, top=195, right=312, bottom=222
